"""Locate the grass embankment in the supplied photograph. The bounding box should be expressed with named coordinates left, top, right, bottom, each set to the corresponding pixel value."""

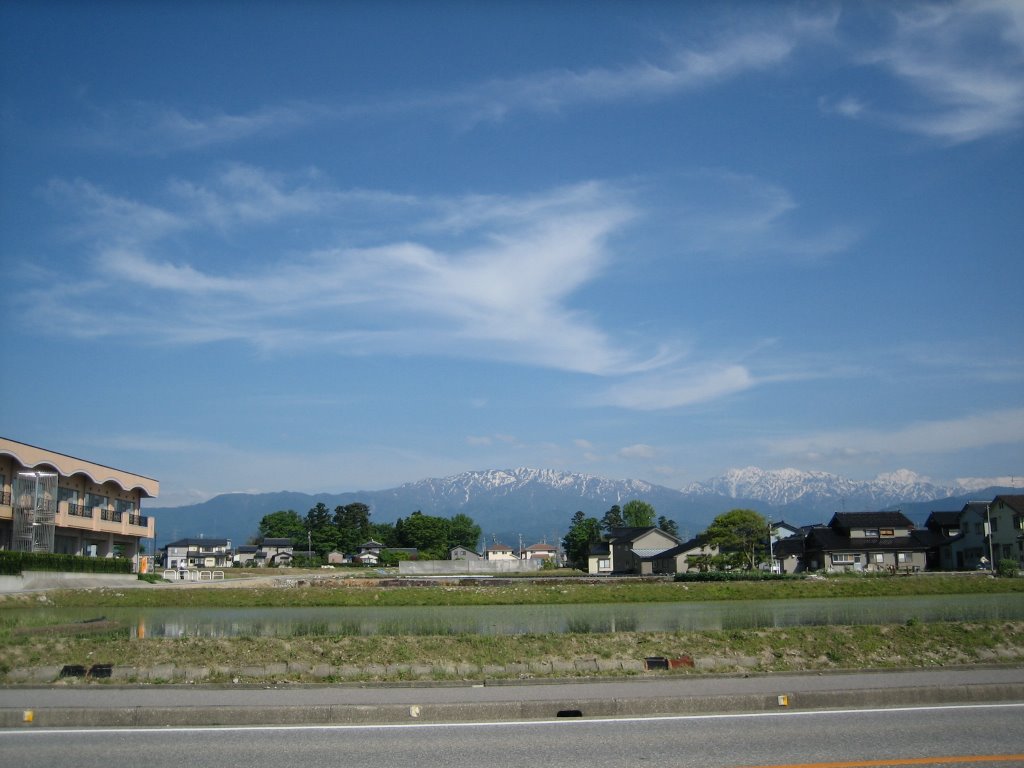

left=7, top=571, right=1024, bottom=609
left=1, top=574, right=1022, bottom=682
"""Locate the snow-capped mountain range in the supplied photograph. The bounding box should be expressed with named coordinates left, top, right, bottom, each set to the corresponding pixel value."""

left=684, top=467, right=953, bottom=508
left=148, top=466, right=1021, bottom=550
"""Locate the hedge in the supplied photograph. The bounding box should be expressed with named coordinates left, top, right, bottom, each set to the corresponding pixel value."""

left=0, top=551, right=133, bottom=575
left=674, top=570, right=795, bottom=583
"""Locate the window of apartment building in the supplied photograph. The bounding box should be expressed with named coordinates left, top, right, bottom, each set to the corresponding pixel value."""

left=991, top=518, right=999, bottom=533
left=598, top=558, right=611, bottom=570
left=863, top=529, right=879, bottom=537
left=831, top=553, right=860, bottom=565
left=880, top=528, right=894, bottom=537
left=85, top=493, right=108, bottom=511
left=873, top=553, right=884, bottom=564
left=1015, top=516, right=1024, bottom=531
left=58, top=487, right=79, bottom=504
left=974, top=523, right=983, bottom=535
left=897, top=552, right=909, bottom=563
left=1003, top=544, right=1014, bottom=559
left=114, top=499, right=135, bottom=516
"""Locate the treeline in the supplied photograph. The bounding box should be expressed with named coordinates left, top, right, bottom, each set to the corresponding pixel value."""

left=256, top=503, right=482, bottom=561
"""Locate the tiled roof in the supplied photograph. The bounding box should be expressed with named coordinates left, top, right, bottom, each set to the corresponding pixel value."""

left=657, top=537, right=710, bottom=558
left=925, top=511, right=961, bottom=529
left=806, top=527, right=939, bottom=552
left=607, top=526, right=658, bottom=541
left=773, top=535, right=806, bottom=557
left=829, top=511, right=914, bottom=529
left=994, top=495, right=1024, bottom=514
left=165, top=538, right=230, bottom=547
left=633, top=547, right=674, bottom=559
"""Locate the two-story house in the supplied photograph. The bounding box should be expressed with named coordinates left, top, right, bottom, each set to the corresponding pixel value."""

left=163, top=538, right=232, bottom=569
left=257, top=537, right=294, bottom=566
left=936, top=501, right=990, bottom=571
left=485, top=542, right=517, bottom=561
left=521, top=542, right=559, bottom=563
left=989, top=495, right=1024, bottom=568
left=800, top=511, right=941, bottom=573
left=588, top=527, right=680, bottom=575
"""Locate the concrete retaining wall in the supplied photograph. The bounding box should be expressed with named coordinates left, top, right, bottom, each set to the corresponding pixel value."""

left=0, top=571, right=139, bottom=593
left=399, top=559, right=544, bottom=576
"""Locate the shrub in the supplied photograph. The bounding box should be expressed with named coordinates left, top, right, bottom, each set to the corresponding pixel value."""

left=0, top=551, right=133, bottom=575
left=997, top=558, right=1019, bottom=578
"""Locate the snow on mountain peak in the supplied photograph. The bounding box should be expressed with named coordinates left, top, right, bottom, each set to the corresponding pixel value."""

left=684, top=466, right=960, bottom=507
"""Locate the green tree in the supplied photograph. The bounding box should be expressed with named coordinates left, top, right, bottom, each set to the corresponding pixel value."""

left=258, top=510, right=306, bottom=542
left=600, top=505, right=624, bottom=534
left=334, top=502, right=371, bottom=553
left=562, top=510, right=601, bottom=570
left=658, top=515, right=680, bottom=538
left=369, top=521, right=398, bottom=547
left=395, top=510, right=450, bottom=559
left=304, top=502, right=337, bottom=555
left=702, top=508, right=769, bottom=570
left=622, top=499, right=656, bottom=528
left=447, top=513, right=482, bottom=552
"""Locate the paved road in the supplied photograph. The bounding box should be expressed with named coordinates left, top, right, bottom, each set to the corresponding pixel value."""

left=2, top=702, right=1023, bottom=768
left=3, top=667, right=1023, bottom=728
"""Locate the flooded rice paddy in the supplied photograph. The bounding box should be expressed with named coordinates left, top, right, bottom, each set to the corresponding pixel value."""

left=10, top=593, right=1024, bottom=638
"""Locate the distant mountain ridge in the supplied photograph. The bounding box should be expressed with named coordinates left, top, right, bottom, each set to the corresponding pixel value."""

left=147, top=466, right=1021, bottom=551
left=683, top=467, right=960, bottom=509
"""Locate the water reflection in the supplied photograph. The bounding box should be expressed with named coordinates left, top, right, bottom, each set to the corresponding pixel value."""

left=10, top=593, right=1023, bottom=639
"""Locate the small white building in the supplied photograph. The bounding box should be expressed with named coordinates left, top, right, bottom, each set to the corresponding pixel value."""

left=485, top=542, right=517, bottom=561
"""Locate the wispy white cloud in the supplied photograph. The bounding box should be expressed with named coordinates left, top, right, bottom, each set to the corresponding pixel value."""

left=23, top=172, right=680, bottom=377
left=438, top=13, right=835, bottom=126
left=662, top=169, right=858, bottom=262
left=619, top=443, right=657, bottom=460
left=769, top=407, right=1024, bottom=463
left=77, top=10, right=837, bottom=152
left=594, top=365, right=756, bottom=411
left=81, top=100, right=331, bottom=154
left=831, top=0, right=1024, bottom=143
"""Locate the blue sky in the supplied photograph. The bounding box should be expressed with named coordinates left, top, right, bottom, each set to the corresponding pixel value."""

left=1, top=1, right=1022, bottom=508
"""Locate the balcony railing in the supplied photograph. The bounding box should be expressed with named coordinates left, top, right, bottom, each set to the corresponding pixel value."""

left=100, top=508, right=123, bottom=523
left=67, top=503, right=92, bottom=518
left=128, top=513, right=149, bottom=528
left=0, top=489, right=10, bottom=505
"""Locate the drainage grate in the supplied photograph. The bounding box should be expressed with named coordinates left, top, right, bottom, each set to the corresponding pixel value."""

left=59, top=665, right=87, bottom=678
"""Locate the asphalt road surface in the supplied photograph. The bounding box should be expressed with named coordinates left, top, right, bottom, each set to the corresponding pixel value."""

left=2, top=703, right=1023, bottom=768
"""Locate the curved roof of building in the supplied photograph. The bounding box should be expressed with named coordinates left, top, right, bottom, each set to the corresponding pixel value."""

left=1, top=436, right=160, bottom=498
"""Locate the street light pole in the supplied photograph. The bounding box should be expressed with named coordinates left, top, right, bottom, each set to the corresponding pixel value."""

left=987, top=503, right=995, bottom=572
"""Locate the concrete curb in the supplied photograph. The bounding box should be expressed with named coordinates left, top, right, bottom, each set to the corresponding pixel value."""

left=4, top=655, right=758, bottom=685
left=4, top=682, right=1023, bottom=729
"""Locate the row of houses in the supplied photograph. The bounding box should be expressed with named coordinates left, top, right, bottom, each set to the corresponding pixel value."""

left=451, top=541, right=561, bottom=563
left=577, top=495, right=1024, bottom=577
left=163, top=537, right=563, bottom=569
left=773, top=495, right=1024, bottom=574
left=163, top=537, right=387, bottom=569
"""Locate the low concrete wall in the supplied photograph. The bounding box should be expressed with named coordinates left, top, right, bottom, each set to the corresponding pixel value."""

left=399, top=559, right=544, bottom=576
left=0, top=571, right=139, bottom=593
